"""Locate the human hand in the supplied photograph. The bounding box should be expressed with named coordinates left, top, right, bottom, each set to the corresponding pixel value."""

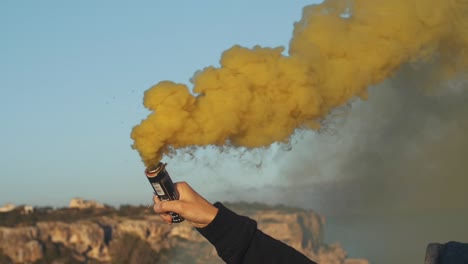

left=153, top=182, right=218, bottom=228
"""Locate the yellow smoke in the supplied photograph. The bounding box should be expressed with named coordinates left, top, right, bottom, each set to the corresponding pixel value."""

left=131, top=0, right=468, bottom=166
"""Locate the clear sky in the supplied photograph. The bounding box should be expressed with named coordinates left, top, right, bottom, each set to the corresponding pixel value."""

left=1, top=0, right=320, bottom=207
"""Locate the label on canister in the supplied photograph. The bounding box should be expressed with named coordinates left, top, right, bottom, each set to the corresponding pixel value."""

left=151, top=182, right=165, bottom=196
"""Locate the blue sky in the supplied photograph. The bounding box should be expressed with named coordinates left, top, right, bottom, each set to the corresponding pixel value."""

left=1, top=0, right=320, bottom=207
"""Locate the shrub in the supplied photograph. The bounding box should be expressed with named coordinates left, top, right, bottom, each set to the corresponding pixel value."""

left=109, top=233, right=168, bottom=264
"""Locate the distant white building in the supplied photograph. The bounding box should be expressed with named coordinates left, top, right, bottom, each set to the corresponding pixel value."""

left=21, top=205, right=34, bottom=214
left=0, top=203, right=16, bottom=213
left=69, top=198, right=105, bottom=209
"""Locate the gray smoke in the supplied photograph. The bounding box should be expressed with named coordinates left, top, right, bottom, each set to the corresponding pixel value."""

left=264, top=63, right=468, bottom=263
left=200, top=62, right=468, bottom=263
left=279, top=62, right=468, bottom=215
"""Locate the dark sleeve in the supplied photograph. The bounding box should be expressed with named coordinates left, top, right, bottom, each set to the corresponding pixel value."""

left=196, top=202, right=317, bottom=264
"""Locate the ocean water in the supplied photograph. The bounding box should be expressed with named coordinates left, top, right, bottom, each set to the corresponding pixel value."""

left=324, top=211, right=468, bottom=264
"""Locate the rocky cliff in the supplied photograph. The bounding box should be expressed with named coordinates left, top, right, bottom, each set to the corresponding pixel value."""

left=0, top=203, right=368, bottom=264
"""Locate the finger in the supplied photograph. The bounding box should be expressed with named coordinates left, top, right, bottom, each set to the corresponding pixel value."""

left=153, top=201, right=173, bottom=214
left=153, top=202, right=173, bottom=224
left=153, top=194, right=161, bottom=204
left=159, top=213, right=173, bottom=224
left=153, top=202, right=162, bottom=214
left=154, top=200, right=183, bottom=214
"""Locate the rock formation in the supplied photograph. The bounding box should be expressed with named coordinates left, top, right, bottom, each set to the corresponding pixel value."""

left=0, top=204, right=16, bottom=213
left=0, top=204, right=368, bottom=264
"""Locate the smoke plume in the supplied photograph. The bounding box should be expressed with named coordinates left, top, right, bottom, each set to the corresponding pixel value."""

left=131, top=0, right=468, bottom=166
left=258, top=70, right=468, bottom=215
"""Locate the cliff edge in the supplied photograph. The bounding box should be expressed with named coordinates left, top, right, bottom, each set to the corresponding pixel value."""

left=0, top=202, right=368, bottom=264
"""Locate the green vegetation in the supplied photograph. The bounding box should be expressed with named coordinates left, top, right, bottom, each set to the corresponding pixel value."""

left=223, top=201, right=307, bottom=214
left=0, top=205, right=152, bottom=227
left=0, top=202, right=304, bottom=228
left=0, top=250, right=13, bottom=264
left=109, top=233, right=168, bottom=264
left=33, top=241, right=82, bottom=264
left=116, top=205, right=152, bottom=219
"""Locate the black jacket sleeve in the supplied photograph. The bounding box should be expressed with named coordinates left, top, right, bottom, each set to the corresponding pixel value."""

left=196, top=202, right=317, bottom=264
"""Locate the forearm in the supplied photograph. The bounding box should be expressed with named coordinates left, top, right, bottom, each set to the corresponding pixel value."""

left=196, top=202, right=316, bottom=264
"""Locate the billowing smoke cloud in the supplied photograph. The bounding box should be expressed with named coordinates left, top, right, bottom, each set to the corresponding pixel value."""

left=263, top=68, right=468, bottom=215
left=336, top=73, right=468, bottom=214
left=131, top=0, right=468, bottom=166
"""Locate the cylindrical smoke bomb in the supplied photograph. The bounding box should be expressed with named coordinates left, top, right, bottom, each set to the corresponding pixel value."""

left=145, top=162, right=184, bottom=223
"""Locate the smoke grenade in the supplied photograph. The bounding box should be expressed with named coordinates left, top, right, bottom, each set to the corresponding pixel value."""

left=145, top=162, right=184, bottom=223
